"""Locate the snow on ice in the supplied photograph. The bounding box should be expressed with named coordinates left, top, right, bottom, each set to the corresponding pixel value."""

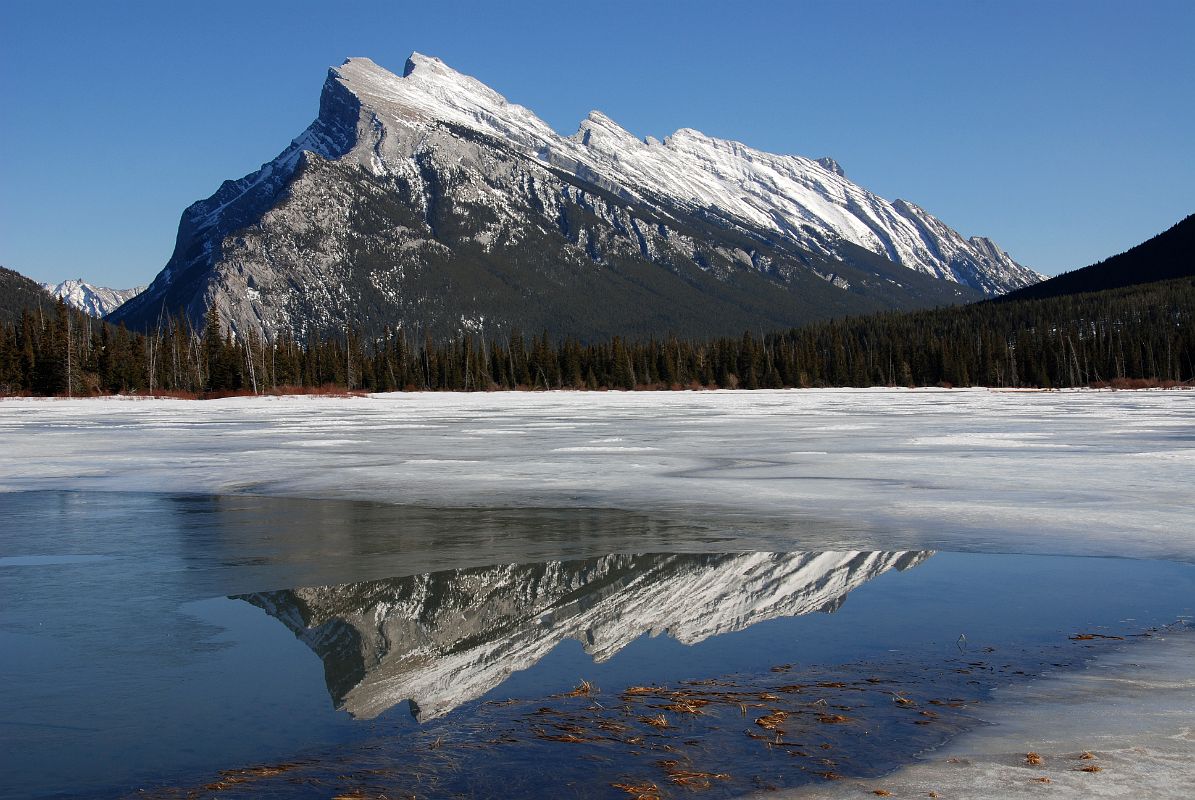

left=0, top=388, right=1191, bottom=562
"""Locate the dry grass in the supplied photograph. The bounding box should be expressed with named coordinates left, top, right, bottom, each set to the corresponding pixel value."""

left=663, top=696, right=709, bottom=715
left=666, top=769, right=730, bottom=789
left=655, top=760, right=730, bottom=790
left=201, top=762, right=304, bottom=790
left=611, top=780, right=661, bottom=799
left=755, top=710, right=790, bottom=731
left=817, top=714, right=851, bottom=724
left=157, top=654, right=1022, bottom=797
left=928, top=699, right=967, bottom=708
left=1069, top=633, right=1125, bottom=641
left=561, top=679, right=597, bottom=697
left=534, top=720, right=601, bottom=744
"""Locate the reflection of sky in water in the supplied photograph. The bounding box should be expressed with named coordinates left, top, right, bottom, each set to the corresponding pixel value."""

left=0, top=491, right=1193, bottom=798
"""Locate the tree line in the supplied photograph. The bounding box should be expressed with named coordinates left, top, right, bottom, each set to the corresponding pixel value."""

left=2, top=277, right=1191, bottom=397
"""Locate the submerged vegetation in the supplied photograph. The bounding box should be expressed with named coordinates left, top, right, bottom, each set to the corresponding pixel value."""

left=130, top=623, right=1154, bottom=799
left=1, top=277, right=1191, bottom=397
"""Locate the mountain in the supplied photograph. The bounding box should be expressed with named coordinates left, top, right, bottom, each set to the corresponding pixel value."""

left=0, top=266, right=56, bottom=326
left=42, top=279, right=145, bottom=319
left=999, top=215, right=1194, bottom=302
left=238, top=550, right=931, bottom=721
left=110, top=54, right=1039, bottom=340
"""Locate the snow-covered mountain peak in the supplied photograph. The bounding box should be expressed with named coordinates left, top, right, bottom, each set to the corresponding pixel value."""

left=402, top=51, right=460, bottom=79
left=401, top=52, right=428, bottom=77
left=397, top=51, right=508, bottom=106
left=330, top=52, right=553, bottom=151
left=43, top=279, right=144, bottom=318
left=110, top=51, right=1041, bottom=338
left=574, top=110, right=643, bottom=152
left=317, top=53, right=1039, bottom=295
left=664, top=126, right=712, bottom=146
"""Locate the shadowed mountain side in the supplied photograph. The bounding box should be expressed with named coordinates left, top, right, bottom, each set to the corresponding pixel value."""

left=0, top=266, right=56, bottom=326
left=237, top=550, right=931, bottom=721
left=999, top=214, right=1194, bottom=302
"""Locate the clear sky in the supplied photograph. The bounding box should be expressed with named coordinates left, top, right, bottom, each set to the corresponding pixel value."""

left=1, top=0, right=1192, bottom=288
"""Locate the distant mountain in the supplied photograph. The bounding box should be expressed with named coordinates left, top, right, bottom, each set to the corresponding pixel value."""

left=1000, top=215, right=1194, bottom=302
left=111, top=54, right=1039, bottom=340
left=238, top=550, right=931, bottom=721
left=42, top=279, right=144, bottom=319
left=0, top=266, right=56, bottom=326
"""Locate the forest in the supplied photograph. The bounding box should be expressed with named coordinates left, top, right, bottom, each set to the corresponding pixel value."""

left=2, top=276, right=1192, bottom=397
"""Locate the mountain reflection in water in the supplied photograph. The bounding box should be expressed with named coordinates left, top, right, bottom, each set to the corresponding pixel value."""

left=236, top=550, right=931, bottom=721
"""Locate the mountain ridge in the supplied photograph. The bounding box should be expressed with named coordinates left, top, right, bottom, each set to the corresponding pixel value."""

left=110, top=54, right=1038, bottom=340
left=42, top=279, right=145, bottom=318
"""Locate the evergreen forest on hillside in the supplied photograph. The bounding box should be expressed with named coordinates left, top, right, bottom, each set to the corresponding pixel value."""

left=1000, top=215, right=1193, bottom=302
left=2, top=277, right=1192, bottom=397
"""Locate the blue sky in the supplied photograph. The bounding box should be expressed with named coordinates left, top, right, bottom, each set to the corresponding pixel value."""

left=1, top=0, right=1192, bottom=288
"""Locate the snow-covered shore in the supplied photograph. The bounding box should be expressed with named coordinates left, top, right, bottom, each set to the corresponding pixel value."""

left=762, top=627, right=1195, bottom=799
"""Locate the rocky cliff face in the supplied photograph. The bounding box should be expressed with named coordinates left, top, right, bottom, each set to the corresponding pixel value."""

left=111, top=54, right=1039, bottom=340
left=239, top=550, right=931, bottom=721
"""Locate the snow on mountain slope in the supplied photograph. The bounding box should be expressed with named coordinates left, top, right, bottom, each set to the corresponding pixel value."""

left=336, top=54, right=1039, bottom=293
left=239, top=550, right=930, bottom=721
left=111, top=54, right=1037, bottom=339
left=43, top=279, right=144, bottom=318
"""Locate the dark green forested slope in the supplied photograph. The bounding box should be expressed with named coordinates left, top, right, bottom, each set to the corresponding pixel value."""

left=3, top=275, right=1191, bottom=395
left=4, top=215, right=1193, bottom=395
left=1001, top=215, right=1194, bottom=302
left=0, top=267, right=55, bottom=327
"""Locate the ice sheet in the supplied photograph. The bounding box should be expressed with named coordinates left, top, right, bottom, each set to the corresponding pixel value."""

left=1, top=388, right=1192, bottom=561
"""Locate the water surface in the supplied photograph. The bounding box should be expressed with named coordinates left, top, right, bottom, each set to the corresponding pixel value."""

left=1, top=491, right=1192, bottom=798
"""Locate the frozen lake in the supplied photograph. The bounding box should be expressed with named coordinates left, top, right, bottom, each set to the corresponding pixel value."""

left=1, top=389, right=1192, bottom=561
left=0, top=389, right=1192, bottom=798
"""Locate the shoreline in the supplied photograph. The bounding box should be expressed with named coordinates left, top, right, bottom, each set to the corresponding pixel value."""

left=2, top=382, right=1192, bottom=402
left=763, top=625, right=1195, bottom=799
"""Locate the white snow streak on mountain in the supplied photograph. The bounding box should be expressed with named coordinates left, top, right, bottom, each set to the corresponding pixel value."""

left=334, top=54, right=1040, bottom=291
